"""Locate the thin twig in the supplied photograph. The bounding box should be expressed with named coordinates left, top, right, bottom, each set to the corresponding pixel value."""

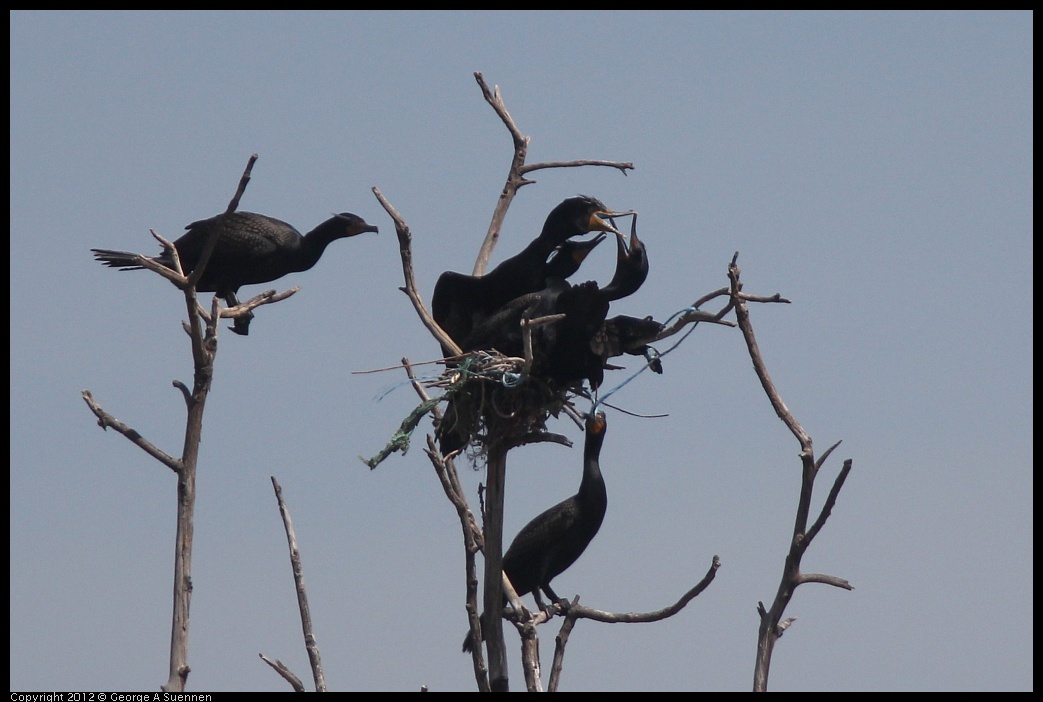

left=269, top=476, right=326, bottom=691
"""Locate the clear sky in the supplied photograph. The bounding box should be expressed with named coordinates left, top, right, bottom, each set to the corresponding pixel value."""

left=10, top=10, right=1032, bottom=692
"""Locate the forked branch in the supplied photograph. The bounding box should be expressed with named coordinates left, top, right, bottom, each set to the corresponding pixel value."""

left=726, top=254, right=854, bottom=691
left=470, top=72, right=634, bottom=277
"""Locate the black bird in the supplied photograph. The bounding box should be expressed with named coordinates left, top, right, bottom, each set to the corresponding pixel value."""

left=542, top=226, right=651, bottom=388
left=462, top=226, right=650, bottom=391
left=92, top=211, right=378, bottom=335
left=434, top=197, right=616, bottom=456
left=433, top=235, right=607, bottom=457
left=462, top=410, right=609, bottom=653
left=431, top=195, right=621, bottom=359
left=592, top=314, right=666, bottom=374
left=539, top=225, right=650, bottom=389
left=600, top=225, right=649, bottom=303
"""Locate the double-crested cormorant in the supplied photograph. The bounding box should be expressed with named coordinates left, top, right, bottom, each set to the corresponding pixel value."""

left=462, top=410, right=609, bottom=653
left=92, top=211, right=377, bottom=335
left=431, top=195, right=620, bottom=358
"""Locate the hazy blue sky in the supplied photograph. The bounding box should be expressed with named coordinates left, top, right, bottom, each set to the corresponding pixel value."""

left=10, top=11, right=1032, bottom=692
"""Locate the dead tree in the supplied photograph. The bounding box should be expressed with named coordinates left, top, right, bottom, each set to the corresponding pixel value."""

left=82, top=155, right=320, bottom=691
left=366, top=73, right=855, bottom=691
left=367, top=74, right=731, bottom=691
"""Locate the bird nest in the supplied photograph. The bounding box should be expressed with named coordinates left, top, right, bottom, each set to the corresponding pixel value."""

left=432, top=350, right=578, bottom=462
left=360, top=350, right=577, bottom=470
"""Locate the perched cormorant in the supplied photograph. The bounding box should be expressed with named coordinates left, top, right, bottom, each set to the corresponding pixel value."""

left=462, top=410, right=609, bottom=653
left=92, top=211, right=377, bottom=335
left=431, top=195, right=621, bottom=359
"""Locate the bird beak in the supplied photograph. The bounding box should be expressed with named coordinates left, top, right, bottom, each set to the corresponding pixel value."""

left=569, top=232, right=606, bottom=266
left=361, top=224, right=379, bottom=235
left=590, top=211, right=624, bottom=237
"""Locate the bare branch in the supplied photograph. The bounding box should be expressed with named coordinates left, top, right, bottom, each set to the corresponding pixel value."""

left=270, top=477, right=326, bottom=691
left=218, top=287, right=300, bottom=321
left=172, top=381, right=191, bottom=408
left=542, top=556, right=721, bottom=691
left=258, top=653, right=306, bottom=692
left=796, top=573, right=854, bottom=590
left=560, top=554, right=721, bottom=625
left=186, top=154, right=257, bottom=290
left=371, top=187, right=463, bottom=358
left=80, top=390, right=181, bottom=473
left=404, top=358, right=484, bottom=551
left=469, top=72, right=633, bottom=277
left=520, top=159, right=634, bottom=176
left=776, top=617, right=797, bottom=636
left=729, top=255, right=811, bottom=449
left=224, top=153, right=258, bottom=215
left=402, top=358, right=490, bottom=691
left=738, top=291, right=791, bottom=304
left=547, top=597, right=580, bottom=693
left=482, top=445, right=510, bottom=690
left=805, top=458, right=854, bottom=545
left=724, top=256, right=855, bottom=692
left=137, top=231, right=189, bottom=287
left=655, top=305, right=735, bottom=342
left=86, top=155, right=263, bottom=692
left=506, top=431, right=573, bottom=450
left=520, top=311, right=565, bottom=375
left=471, top=72, right=531, bottom=276
left=814, top=439, right=844, bottom=474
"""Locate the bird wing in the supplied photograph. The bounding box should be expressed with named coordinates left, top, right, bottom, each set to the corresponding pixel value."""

left=179, top=212, right=302, bottom=261
left=502, top=497, right=579, bottom=578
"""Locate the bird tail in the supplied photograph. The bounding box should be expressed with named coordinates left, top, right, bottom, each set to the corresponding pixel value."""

left=90, top=248, right=146, bottom=270
left=461, top=614, right=484, bottom=653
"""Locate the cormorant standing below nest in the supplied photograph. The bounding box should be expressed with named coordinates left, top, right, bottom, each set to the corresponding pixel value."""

left=462, top=410, right=609, bottom=653
left=92, top=211, right=378, bottom=335
left=431, top=195, right=621, bottom=360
